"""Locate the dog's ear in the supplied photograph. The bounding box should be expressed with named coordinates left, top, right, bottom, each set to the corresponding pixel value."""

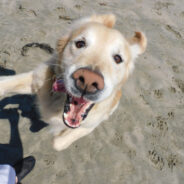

left=56, top=36, right=69, bottom=55
left=128, top=32, right=147, bottom=60
left=90, top=14, right=116, bottom=28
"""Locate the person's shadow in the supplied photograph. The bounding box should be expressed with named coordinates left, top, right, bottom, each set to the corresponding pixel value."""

left=0, top=67, right=48, bottom=166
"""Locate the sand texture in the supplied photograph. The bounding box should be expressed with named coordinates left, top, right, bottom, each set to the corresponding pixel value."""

left=0, top=0, right=184, bottom=183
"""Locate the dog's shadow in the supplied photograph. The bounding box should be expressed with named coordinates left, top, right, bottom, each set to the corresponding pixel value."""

left=0, top=68, right=48, bottom=165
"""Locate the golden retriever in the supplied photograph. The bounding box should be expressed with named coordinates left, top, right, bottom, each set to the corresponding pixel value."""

left=0, top=14, right=147, bottom=151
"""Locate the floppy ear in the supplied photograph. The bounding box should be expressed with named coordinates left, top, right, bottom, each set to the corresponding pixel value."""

left=129, top=32, right=147, bottom=60
left=55, top=36, right=69, bottom=74
left=90, top=14, right=116, bottom=28
left=56, top=36, right=69, bottom=55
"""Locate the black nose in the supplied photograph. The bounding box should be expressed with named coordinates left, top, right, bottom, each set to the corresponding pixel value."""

left=72, top=68, right=104, bottom=94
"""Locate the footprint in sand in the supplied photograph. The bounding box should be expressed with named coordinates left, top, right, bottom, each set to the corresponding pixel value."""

left=167, top=154, right=180, bottom=171
left=175, top=79, right=184, bottom=93
left=153, top=89, right=163, bottom=99
left=148, top=149, right=165, bottom=170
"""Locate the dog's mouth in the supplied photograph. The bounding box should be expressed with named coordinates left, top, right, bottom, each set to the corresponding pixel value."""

left=63, top=94, right=94, bottom=128
left=53, top=79, right=94, bottom=128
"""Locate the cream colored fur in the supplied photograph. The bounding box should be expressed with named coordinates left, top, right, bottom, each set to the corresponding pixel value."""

left=0, top=14, right=147, bottom=151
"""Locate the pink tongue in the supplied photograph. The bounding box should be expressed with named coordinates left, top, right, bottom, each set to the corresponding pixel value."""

left=52, top=79, right=66, bottom=92
left=67, top=96, right=87, bottom=126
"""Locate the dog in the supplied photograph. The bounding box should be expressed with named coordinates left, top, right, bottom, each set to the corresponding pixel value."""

left=0, top=14, right=147, bottom=151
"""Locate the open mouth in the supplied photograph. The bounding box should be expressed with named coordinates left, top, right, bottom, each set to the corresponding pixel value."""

left=63, top=94, right=94, bottom=128
left=53, top=79, right=94, bottom=128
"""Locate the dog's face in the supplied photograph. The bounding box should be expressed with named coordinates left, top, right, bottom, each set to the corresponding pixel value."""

left=56, top=14, right=147, bottom=128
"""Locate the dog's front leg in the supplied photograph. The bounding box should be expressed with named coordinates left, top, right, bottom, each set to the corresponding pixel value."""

left=0, top=72, right=33, bottom=96
left=53, top=127, right=93, bottom=151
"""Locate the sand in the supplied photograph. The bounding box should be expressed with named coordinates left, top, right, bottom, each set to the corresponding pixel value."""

left=0, top=0, right=184, bottom=183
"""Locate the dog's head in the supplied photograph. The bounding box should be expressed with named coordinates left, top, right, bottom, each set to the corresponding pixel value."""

left=55, top=14, right=147, bottom=128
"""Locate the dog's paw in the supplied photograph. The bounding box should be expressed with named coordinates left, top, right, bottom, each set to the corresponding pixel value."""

left=53, top=137, right=70, bottom=151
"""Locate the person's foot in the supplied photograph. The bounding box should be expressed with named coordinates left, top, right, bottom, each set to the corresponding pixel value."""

left=13, top=156, right=36, bottom=182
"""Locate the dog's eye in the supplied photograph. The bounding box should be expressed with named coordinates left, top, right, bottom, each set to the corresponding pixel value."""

left=75, top=40, right=86, bottom=48
left=113, top=54, right=123, bottom=64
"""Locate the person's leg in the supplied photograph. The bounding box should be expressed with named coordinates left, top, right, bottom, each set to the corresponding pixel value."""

left=0, top=164, right=16, bottom=184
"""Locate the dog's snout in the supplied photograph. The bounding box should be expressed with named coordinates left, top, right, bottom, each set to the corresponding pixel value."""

left=72, top=68, right=104, bottom=94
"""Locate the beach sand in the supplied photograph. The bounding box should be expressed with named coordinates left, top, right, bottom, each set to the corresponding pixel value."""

left=0, top=0, right=184, bottom=183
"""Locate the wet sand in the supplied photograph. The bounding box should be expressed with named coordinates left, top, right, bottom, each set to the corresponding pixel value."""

left=0, top=0, right=184, bottom=183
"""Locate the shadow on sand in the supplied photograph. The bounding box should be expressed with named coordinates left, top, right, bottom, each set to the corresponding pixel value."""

left=0, top=67, right=48, bottom=166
